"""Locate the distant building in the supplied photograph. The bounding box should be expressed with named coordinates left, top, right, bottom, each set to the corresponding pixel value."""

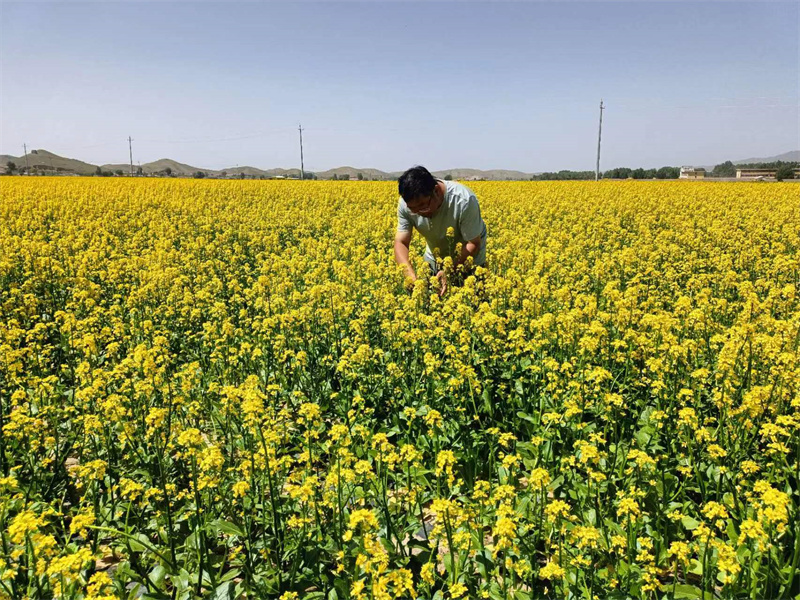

left=736, top=168, right=800, bottom=180
left=679, top=167, right=706, bottom=179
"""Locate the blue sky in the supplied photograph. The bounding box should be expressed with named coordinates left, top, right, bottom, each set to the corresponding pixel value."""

left=1, top=1, right=798, bottom=172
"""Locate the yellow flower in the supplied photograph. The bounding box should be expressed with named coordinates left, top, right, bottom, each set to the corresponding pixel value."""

left=527, top=467, right=550, bottom=490
left=435, top=450, right=457, bottom=486
left=616, top=496, right=641, bottom=519
left=421, top=562, right=436, bottom=585
left=348, top=509, right=379, bottom=532
left=668, top=541, right=691, bottom=563
left=539, top=560, right=565, bottom=580
left=545, top=500, right=571, bottom=523
left=232, top=480, right=250, bottom=498
left=69, top=510, right=95, bottom=538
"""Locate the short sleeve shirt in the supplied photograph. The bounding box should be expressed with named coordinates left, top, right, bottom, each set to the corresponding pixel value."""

left=397, top=180, right=487, bottom=269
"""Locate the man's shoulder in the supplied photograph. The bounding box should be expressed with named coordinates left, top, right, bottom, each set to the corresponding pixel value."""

left=397, top=196, right=419, bottom=223
left=445, top=180, right=477, bottom=205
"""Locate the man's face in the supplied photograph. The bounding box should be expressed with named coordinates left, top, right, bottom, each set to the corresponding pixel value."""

left=406, top=184, right=442, bottom=218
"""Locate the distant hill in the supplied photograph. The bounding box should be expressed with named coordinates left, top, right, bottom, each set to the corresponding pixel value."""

left=314, top=167, right=536, bottom=181
left=3, top=147, right=795, bottom=179
left=101, top=158, right=219, bottom=176
left=0, top=151, right=537, bottom=180
left=701, top=150, right=800, bottom=170
left=0, top=149, right=97, bottom=175
left=219, top=166, right=269, bottom=177
left=732, top=150, right=800, bottom=165
left=432, top=168, right=534, bottom=181
left=316, top=166, right=393, bottom=180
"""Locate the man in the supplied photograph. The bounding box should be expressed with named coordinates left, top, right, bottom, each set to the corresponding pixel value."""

left=394, top=165, right=487, bottom=295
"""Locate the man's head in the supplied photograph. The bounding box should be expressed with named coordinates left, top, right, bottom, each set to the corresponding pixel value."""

left=398, top=165, right=443, bottom=217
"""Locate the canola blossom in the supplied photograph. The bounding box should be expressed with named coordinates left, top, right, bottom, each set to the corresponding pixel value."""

left=0, top=177, right=798, bottom=599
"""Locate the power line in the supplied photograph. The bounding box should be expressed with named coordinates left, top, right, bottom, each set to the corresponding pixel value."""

left=23, top=143, right=29, bottom=173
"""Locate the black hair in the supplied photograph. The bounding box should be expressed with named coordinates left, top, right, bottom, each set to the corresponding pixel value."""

left=398, top=166, right=437, bottom=202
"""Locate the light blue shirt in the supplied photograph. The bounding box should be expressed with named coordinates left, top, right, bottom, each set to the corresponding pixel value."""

left=397, top=180, right=487, bottom=272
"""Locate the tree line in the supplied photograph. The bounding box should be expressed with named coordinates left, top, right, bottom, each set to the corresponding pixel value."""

left=530, top=166, right=681, bottom=180
left=710, top=160, right=798, bottom=180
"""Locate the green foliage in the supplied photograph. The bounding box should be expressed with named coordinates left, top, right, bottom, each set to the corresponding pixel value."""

left=603, top=167, right=679, bottom=180
left=532, top=170, right=595, bottom=180
left=655, top=166, right=680, bottom=179
left=775, top=164, right=795, bottom=181
left=711, top=161, right=736, bottom=177
left=711, top=160, right=800, bottom=179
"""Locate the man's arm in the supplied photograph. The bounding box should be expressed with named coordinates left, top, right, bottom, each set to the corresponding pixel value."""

left=455, top=234, right=482, bottom=268
left=394, top=229, right=417, bottom=282
left=457, top=193, right=484, bottom=270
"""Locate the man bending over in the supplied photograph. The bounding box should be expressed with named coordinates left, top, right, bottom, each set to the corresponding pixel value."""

left=394, top=165, right=487, bottom=294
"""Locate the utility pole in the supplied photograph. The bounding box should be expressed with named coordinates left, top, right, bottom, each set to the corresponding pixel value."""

left=298, top=124, right=305, bottom=180
left=595, top=99, right=604, bottom=181
left=128, top=136, right=134, bottom=176
left=23, top=143, right=29, bottom=174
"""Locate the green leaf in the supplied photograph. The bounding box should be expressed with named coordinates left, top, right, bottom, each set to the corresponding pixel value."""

left=207, top=519, right=244, bottom=537
left=516, top=411, right=536, bottom=424
left=669, top=583, right=705, bottom=599
left=213, top=582, right=234, bottom=600
left=726, top=520, right=738, bottom=544
left=148, top=565, right=166, bottom=588
left=635, top=427, right=652, bottom=447
left=128, top=533, right=152, bottom=553
left=681, top=516, right=700, bottom=530
left=688, top=559, right=703, bottom=576
left=219, top=569, right=241, bottom=583
left=127, top=584, right=144, bottom=600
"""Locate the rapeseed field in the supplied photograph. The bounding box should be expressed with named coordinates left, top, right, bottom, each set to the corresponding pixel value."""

left=0, top=177, right=798, bottom=599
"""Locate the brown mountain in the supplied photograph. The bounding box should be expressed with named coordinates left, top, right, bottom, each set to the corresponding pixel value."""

left=1, top=148, right=534, bottom=180
left=431, top=168, right=533, bottom=181
left=101, top=158, right=218, bottom=176
left=1, top=149, right=97, bottom=175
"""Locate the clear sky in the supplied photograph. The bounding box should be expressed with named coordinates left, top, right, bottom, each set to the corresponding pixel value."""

left=1, top=1, right=798, bottom=172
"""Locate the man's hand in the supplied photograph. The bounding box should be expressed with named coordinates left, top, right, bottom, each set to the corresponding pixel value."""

left=403, top=271, right=417, bottom=293
left=394, top=230, right=418, bottom=292
left=436, top=270, right=448, bottom=297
